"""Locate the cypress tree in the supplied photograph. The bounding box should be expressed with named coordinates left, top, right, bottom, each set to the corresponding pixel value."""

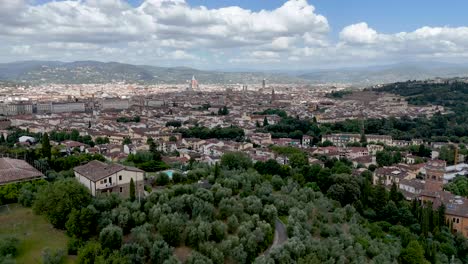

left=214, top=163, right=220, bottom=179
left=42, top=132, right=51, bottom=160
left=263, top=116, right=269, bottom=126
left=129, top=178, right=136, bottom=201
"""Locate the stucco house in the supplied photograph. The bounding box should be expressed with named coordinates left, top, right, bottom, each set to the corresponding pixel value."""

left=74, top=160, right=144, bottom=198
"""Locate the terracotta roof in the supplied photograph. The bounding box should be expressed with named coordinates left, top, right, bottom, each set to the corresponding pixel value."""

left=74, top=160, right=143, bottom=182
left=0, top=158, right=44, bottom=185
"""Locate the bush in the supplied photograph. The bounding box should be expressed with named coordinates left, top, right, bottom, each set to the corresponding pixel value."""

left=67, top=237, right=84, bottom=255
left=220, top=152, right=252, bottom=170
left=156, top=173, right=170, bottom=186
left=33, top=178, right=91, bottom=229
left=42, top=248, right=66, bottom=264
left=172, top=172, right=184, bottom=184
left=99, top=225, right=123, bottom=250
left=0, top=236, right=19, bottom=257
left=76, top=241, right=102, bottom=264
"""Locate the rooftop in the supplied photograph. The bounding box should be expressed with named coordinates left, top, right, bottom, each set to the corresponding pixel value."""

left=0, top=158, right=44, bottom=185
left=74, top=160, right=143, bottom=182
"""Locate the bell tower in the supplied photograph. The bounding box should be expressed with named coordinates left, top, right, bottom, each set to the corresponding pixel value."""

left=424, top=160, right=446, bottom=192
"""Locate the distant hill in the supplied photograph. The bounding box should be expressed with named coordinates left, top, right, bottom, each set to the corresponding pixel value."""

left=2, top=60, right=468, bottom=85
left=299, top=62, right=468, bottom=85
left=0, top=61, right=305, bottom=85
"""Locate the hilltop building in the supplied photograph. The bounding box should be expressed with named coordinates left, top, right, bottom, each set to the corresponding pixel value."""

left=74, top=160, right=144, bottom=198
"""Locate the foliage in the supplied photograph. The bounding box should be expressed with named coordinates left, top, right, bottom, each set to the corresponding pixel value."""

left=0, top=236, right=19, bottom=258
left=254, top=108, right=288, bottom=118
left=42, top=132, right=52, bottom=159
left=117, top=116, right=140, bottom=123
left=130, top=178, right=136, bottom=201
left=99, top=225, right=123, bottom=250
left=174, top=125, right=244, bottom=141
left=65, top=207, right=97, bottom=239
left=165, top=120, right=182, bottom=127
left=220, top=152, right=252, bottom=170
left=33, top=178, right=92, bottom=229
left=445, top=176, right=468, bottom=197
left=42, top=248, right=66, bottom=264
left=0, top=179, right=47, bottom=206
left=218, top=106, right=229, bottom=116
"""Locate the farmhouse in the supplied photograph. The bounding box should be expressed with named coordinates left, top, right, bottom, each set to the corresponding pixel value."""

left=74, top=160, right=144, bottom=198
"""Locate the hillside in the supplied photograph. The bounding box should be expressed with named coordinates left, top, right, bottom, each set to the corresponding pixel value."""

left=0, top=61, right=305, bottom=85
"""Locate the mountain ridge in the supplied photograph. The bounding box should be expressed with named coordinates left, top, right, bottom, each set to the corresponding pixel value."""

left=1, top=60, right=468, bottom=85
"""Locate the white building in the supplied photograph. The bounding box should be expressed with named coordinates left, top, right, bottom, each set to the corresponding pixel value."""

left=74, top=160, right=144, bottom=197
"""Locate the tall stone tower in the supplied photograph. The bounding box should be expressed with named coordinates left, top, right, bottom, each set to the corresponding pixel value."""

left=424, top=159, right=446, bottom=192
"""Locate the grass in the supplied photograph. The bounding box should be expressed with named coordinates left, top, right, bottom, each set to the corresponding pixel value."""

left=0, top=204, right=73, bottom=264
left=279, top=215, right=289, bottom=225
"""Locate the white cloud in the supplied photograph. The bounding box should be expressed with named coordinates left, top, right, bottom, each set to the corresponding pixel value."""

left=1, top=0, right=468, bottom=69
left=340, top=22, right=378, bottom=44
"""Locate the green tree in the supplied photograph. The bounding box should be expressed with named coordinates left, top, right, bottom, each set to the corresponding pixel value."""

left=289, top=152, right=308, bottom=168
left=150, top=237, right=173, bottom=264
left=0, top=236, right=19, bottom=257
left=42, top=248, right=66, bottom=264
left=157, top=213, right=185, bottom=246
left=123, top=137, right=132, bottom=145
left=65, top=207, right=96, bottom=239
left=76, top=241, right=102, bottom=264
left=220, top=152, right=252, bottom=170
left=213, top=163, right=220, bottom=180
left=99, top=225, right=123, bottom=250
left=42, top=132, right=52, bottom=159
left=399, top=240, right=430, bottom=264
left=33, top=178, right=91, bottom=229
left=156, top=173, right=170, bottom=186
left=130, top=178, right=136, bottom=201
left=263, top=117, right=269, bottom=126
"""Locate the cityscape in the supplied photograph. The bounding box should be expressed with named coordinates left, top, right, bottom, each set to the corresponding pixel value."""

left=1, top=1, right=468, bottom=264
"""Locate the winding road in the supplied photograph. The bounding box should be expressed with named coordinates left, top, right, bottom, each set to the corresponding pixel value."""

left=263, top=218, right=288, bottom=255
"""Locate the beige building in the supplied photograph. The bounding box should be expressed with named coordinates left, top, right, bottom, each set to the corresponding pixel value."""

left=74, top=160, right=144, bottom=198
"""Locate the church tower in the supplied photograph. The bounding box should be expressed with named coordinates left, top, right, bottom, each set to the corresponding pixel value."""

left=424, top=159, right=446, bottom=192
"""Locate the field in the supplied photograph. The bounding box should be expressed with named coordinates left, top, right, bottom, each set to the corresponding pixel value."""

left=0, top=204, right=73, bottom=264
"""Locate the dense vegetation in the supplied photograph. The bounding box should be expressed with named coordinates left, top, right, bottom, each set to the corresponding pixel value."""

left=2, top=151, right=467, bottom=263
left=116, top=116, right=141, bottom=123
left=254, top=109, right=288, bottom=118
left=174, top=125, right=245, bottom=141
left=366, top=81, right=468, bottom=143
left=256, top=113, right=321, bottom=141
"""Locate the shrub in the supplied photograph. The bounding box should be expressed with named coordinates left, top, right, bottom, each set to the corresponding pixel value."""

left=0, top=236, right=19, bottom=257
left=42, top=248, right=66, bottom=264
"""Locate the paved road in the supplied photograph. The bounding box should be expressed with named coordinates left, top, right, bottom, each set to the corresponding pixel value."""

left=263, top=218, right=288, bottom=255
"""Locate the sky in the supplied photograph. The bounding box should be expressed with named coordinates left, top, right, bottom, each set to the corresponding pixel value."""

left=2, top=0, right=468, bottom=70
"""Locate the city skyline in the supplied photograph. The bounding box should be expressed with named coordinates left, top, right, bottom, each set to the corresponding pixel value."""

left=2, top=0, right=468, bottom=70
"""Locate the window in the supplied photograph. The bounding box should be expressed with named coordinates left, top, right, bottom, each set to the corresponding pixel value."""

left=100, top=180, right=103, bottom=184
left=453, top=218, right=456, bottom=222
left=104, top=179, right=107, bottom=183
left=457, top=218, right=460, bottom=224
left=119, top=175, right=122, bottom=181
left=120, top=187, right=123, bottom=193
